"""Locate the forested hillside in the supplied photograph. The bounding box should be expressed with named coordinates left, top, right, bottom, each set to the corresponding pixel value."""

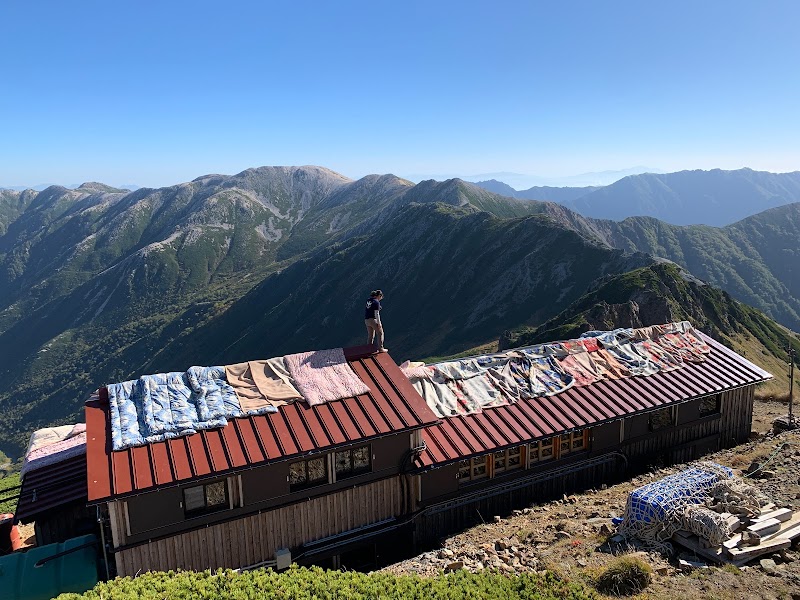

left=594, top=203, right=800, bottom=331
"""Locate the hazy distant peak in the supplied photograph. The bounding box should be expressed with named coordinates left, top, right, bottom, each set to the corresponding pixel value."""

left=349, top=173, right=415, bottom=190
left=76, top=182, right=128, bottom=193
left=191, top=173, right=227, bottom=183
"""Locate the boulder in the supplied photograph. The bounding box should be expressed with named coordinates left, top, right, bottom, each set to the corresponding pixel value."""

left=760, top=558, right=777, bottom=573
left=445, top=561, right=464, bottom=572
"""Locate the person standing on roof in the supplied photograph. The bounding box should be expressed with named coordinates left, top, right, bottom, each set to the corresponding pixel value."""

left=364, top=289, right=387, bottom=353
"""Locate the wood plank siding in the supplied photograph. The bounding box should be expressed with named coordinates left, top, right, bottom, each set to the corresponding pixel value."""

left=113, top=475, right=406, bottom=576
left=621, top=385, right=754, bottom=467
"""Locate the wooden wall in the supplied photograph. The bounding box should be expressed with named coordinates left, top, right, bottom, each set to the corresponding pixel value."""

left=33, top=501, right=98, bottom=546
left=111, top=386, right=756, bottom=573
left=113, top=475, right=409, bottom=576
left=621, top=386, right=753, bottom=468
left=117, top=433, right=411, bottom=545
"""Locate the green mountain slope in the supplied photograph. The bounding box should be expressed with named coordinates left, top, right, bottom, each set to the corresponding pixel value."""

left=151, top=203, right=653, bottom=370
left=502, top=263, right=800, bottom=397
left=594, top=203, right=800, bottom=331
left=0, top=168, right=614, bottom=458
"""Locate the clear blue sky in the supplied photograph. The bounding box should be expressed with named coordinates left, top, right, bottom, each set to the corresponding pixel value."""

left=2, top=0, right=799, bottom=187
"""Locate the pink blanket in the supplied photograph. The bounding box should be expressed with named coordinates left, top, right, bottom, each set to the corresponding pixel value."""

left=21, top=424, right=86, bottom=478
left=284, top=348, right=371, bottom=406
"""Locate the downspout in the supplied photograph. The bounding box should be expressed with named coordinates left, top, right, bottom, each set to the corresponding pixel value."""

left=96, top=506, right=111, bottom=580
left=400, top=441, right=427, bottom=515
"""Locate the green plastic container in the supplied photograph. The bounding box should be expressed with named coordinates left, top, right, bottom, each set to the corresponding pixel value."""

left=0, top=534, right=98, bottom=600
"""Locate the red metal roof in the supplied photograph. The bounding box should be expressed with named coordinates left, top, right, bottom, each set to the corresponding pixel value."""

left=86, top=347, right=440, bottom=502
left=416, top=334, right=773, bottom=468
left=15, top=454, right=87, bottom=523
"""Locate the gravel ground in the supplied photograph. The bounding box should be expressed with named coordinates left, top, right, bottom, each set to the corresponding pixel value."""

left=383, top=400, right=800, bottom=599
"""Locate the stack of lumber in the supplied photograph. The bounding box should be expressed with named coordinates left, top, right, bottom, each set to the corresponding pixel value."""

left=672, top=504, right=800, bottom=566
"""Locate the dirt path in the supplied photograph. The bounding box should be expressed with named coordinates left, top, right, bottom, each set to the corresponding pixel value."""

left=383, top=400, right=800, bottom=599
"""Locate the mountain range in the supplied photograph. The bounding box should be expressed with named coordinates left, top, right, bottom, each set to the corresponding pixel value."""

left=405, top=166, right=661, bottom=189
left=474, top=168, right=800, bottom=227
left=0, top=166, right=797, bottom=460
left=471, top=180, right=601, bottom=204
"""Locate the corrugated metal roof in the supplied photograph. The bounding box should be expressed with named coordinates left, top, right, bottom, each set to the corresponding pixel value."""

left=416, top=334, right=773, bottom=468
left=15, top=454, right=87, bottom=523
left=86, top=346, right=441, bottom=502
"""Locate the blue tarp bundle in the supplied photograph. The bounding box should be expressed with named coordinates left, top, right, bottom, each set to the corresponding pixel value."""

left=626, top=463, right=733, bottom=525
left=108, top=366, right=277, bottom=451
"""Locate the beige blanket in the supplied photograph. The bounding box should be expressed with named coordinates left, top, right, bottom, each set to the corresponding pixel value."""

left=225, top=358, right=303, bottom=411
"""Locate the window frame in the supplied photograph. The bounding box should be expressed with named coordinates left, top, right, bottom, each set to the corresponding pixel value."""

left=558, top=430, right=589, bottom=457
left=334, top=444, right=372, bottom=481
left=182, top=479, right=230, bottom=518
left=457, top=455, right=489, bottom=482
left=698, top=394, right=721, bottom=418
left=530, top=437, right=556, bottom=464
left=288, top=455, right=329, bottom=492
left=493, top=445, right=524, bottom=475
left=648, top=407, right=676, bottom=432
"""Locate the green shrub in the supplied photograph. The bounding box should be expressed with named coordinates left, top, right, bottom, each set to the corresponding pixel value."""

left=0, top=472, right=21, bottom=514
left=592, top=556, right=652, bottom=596
left=56, top=564, right=595, bottom=600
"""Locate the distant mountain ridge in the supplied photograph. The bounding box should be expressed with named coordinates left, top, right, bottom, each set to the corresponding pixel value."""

left=473, top=180, right=601, bottom=203
left=0, top=165, right=796, bottom=460
left=406, top=166, right=660, bottom=189
left=593, top=202, right=800, bottom=331
left=546, top=168, right=800, bottom=226
left=474, top=168, right=800, bottom=226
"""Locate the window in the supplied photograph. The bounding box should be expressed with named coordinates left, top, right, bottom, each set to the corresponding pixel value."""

left=649, top=407, right=674, bottom=431
left=559, top=431, right=588, bottom=456
left=457, top=456, right=488, bottom=482
left=289, top=456, right=328, bottom=491
left=493, top=446, right=524, bottom=475
left=530, top=437, right=555, bottom=463
left=183, top=480, right=229, bottom=516
left=699, top=394, right=721, bottom=417
left=335, top=445, right=371, bottom=480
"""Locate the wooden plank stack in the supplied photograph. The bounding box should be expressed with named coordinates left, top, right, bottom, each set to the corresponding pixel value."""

left=671, top=503, right=800, bottom=566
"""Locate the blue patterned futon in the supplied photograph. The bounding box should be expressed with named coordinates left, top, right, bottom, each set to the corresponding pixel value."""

left=107, top=366, right=276, bottom=451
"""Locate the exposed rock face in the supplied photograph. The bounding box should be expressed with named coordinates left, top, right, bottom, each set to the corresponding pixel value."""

left=593, top=202, right=800, bottom=332
left=560, top=297, right=672, bottom=334
left=501, top=262, right=797, bottom=354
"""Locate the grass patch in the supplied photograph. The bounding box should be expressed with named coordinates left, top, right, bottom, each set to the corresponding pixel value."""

left=592, top=556, right=652, bottom=596
left=0, top=472, right=21, bottom=514
left=720, top=563, right=741, bottom=576
left=729, top=448, right=768, bottom=469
